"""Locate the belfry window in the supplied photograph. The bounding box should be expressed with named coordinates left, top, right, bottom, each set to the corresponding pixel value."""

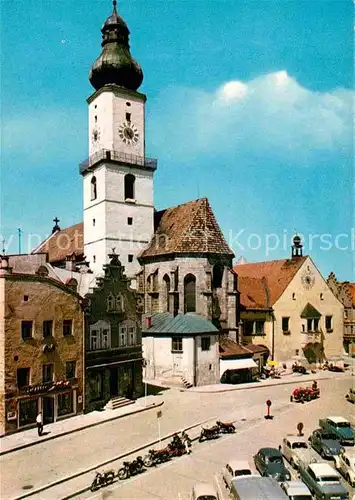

left=124, top=174, right=135, bottom=200
left=184, top=274, right=196, bottom=313
left=91, top=176, right=97, bottom=200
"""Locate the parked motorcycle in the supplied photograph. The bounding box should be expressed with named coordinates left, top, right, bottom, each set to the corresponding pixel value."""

left=143, top=448, right=170, bottom=467
left=216, top=420, right=236, bottom=433
left=90, top=469, right=115, bottom=491
left=117, top=456, right=145, bottom=480
left=199, top=425, right=220, bottom=442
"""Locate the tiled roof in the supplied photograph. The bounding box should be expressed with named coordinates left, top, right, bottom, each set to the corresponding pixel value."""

left=142, top=312, right=218, bottom=335
left=234, top=256, right=307, bottom=306
left=219, top=336, right=252, bottom=359
left=243, top=343, right=269, bottom=354
left=347, top=283, right=355, bottom=307
left=238, top=276, right=269, bottom=310
left=140, top=198, right=234, bottom=259
left=33, top=223, right=84, bottom=264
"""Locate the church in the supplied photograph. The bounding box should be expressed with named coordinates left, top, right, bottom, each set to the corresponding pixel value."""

left=34, top=1, right=241, bottom=388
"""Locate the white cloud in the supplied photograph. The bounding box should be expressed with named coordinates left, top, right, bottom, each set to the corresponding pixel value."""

left=149, top=71, right=352, bottom=165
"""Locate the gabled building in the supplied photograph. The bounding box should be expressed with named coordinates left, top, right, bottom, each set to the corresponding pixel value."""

left=234, top=238, right=344, bottom=364
left=327, top=273, right=355, bottom=356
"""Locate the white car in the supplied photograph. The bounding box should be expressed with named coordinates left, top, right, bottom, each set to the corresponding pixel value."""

left=222, top=459, right=253, bottom=489
left=335, top=447, right=355, bottom=487
left=280, top=480, right=312, bottom=500
left=281, top=435, right=317, bottom=470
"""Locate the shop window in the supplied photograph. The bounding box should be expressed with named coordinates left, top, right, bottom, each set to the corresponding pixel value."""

left=66, top=361, right=76, bottom=380
left=42, top=364, right=53, bottom=383
left=172, top=337, right=183, bottom=352
left=58, top=392, right=73, bottom=416
left=88, top=371, right=103, bottom=401
left=124, top=174, right=135, bottom=200
left=325, top=315, right=333, bottom=332
left=43, top=320, right=53, bottom=338
left=21, top=321, right=33, bottom=340
left=63, top=319, right=73, bottom=336
left=19, top=399, right=37, bottom=427
left=17, top=367, right=30, bottom=388
left=184, top=274, right=196, bottom=313
left=201, top=337, right=211, bottom=351
left=282, top=317, right=290, bottom=333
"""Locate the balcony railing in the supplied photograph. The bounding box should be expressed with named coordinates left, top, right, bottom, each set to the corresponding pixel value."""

left=79, top=149, right=157, bottom=174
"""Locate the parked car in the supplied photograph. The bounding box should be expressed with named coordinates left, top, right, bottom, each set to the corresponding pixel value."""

left=190, top=483, right=220, bottom=500
left=345, top=387, right=355, bottom=404
left=281, top=435, right=318, bottom=469
left=298, top=462, right=349, bottom=500
left=319, top=416, right=354, bottom=446
left=253, top=447, right=291, bottom=482
left=309, top=428, right=343, bottom=459
left=222, top=460, right=253, bottom=489
left=334, top=447, right=355, bottom=487
left=280, top=480, right=312, bottom=500
left=230, top=476, right=289, bottom=500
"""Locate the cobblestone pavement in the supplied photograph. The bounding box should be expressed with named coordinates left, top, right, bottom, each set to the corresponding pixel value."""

left=1, top=374, right=354, bottom=499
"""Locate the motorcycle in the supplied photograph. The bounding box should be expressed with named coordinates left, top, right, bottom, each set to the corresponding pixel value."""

left=143, top=448, right=170, bottom=467
left=117, top=456, right=145, bottom=480
left=199, top=425, right=220, bottom=442
left=90, top=469, right=115, bottom=491
left=216, top=420, right=236, bottom=433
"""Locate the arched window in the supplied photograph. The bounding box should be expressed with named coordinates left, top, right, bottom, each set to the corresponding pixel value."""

left=116, top=294, right=124, bottom=312
left=212, top=264, right=224, bottom=289
left=163, top=274, right=170, bottom=312
left=184, top=274, right=196, bottom=313
left=124, top=174, right=135, bottom=200
left=91, top=176, right=97, bottom=200
left=106, top=293, right=114, bottom=312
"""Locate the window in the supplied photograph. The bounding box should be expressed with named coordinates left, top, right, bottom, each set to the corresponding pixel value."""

left=282, top=317, right=290, bottom=333
left=307, top=318, right=313, bottom=332
left=90, top=329, right=98, bottom=350
left=120, top=326, right=127, bottom=346
left=128, top=326, right=136, bottom=346
left=325, top=315, right=333, bottom=332
left=91, top=176, right=97, bottom=200
left=128, top=254, right=133, bottom=263
left=94, top=115, right=97, bottom=122
left=320, top=293, right=324, bottom=300
left=313, top=318, right=319, bottom=332
left=93, top=255, right=96, bottom=263
left=124, top=174, right=135, bottom=200
left=163, top=274, right=170, bottom=312
left=244, top=320, right=254, bottom=336
left=116, top=294, right=124, bottom=312
left=42, top=364, right=53, bottom=383
left=58, top=392, right=73, bottom=416
left=295, top=349, right=299, bottom=356
left=292, top=293, right=296, bottom=300
left=88, top=371, right=103, bottom=401
left=201, top=337, right=211, bottom=351
left=93, top=218, right=95, bottom=226
left=21, top=321, right=33, bottom=339
left=107, top=294, right=114, bottom=312
left=212, top=264, right=224, bottom=288
left=19, top=399, right=37, bottom=427
left=126, top=112, right=131, bottom=122
left=23, top=295, right=29, bottom=302
left=184, top=274, right=196, bottom=313
left=66, top=361, right=76, bottom=379
left=63, top=319, right=73, bottom=336
left=255, top=320, right=265, bottom=335
left=17, top=368, right=30, bottom=388
left=127, top=217, right=133, bottom=225
left=90, top=321, right=111, bottom=350
left=43, top=320, right=53, bottom=338
left=344, top=310, right=348, bottom=320
left=307, top=318, right=319, bottom=332
left=172, top=337, right=183, bottom=352
left=126, top=101, right=131, bottom=107
left=101, top=329, right=110, bottom=348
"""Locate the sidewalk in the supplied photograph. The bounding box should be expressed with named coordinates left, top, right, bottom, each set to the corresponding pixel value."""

left=0, top=394, right=164, bottom=456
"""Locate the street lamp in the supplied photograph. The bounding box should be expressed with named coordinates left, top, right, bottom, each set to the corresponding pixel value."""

left=142, top=358, right=148, bottom=406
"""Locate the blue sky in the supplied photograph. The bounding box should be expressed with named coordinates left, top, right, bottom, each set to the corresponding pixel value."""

left=1, top=0, right=353, bottom=281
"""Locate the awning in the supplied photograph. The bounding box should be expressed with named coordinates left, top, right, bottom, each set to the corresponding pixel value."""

left=220, top=358, right=257, bottom=378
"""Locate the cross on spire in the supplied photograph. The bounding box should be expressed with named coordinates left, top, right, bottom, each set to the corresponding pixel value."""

left=52, top=217, right=61, bottom=234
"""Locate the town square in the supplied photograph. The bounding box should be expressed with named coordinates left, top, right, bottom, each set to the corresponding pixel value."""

left=0, top=0, right=353, bottom=499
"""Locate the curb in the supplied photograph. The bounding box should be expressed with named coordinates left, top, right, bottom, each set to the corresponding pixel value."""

left=180, top=374, right=335, bottom=394
left=0, top=400, right=164, bottom=457
left=12, top=414, right=218, bottom=500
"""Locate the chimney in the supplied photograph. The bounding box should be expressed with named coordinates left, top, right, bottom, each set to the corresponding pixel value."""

left=145, top=316, right=152, bottom=329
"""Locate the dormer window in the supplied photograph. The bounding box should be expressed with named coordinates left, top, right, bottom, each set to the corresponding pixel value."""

left=116, top=294, right=124, bottom=312
left=91, top=176, right=97, bottom=200
left=107, top=293, right=114, bottom=312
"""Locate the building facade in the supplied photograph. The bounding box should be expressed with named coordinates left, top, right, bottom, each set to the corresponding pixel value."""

left=0, top=255, right=84, bottom=435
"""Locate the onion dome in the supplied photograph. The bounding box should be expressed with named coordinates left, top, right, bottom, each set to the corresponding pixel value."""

left=89, top=1, right=143, bottom=91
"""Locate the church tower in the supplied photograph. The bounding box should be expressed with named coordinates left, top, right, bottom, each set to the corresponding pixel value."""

left=80, top=1, right=157, bottom=279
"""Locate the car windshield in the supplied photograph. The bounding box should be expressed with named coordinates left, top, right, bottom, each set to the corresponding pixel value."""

left=322, top=433, right=337, bottom=440
left=293, top=442, right=308, bottom=449
left=197, top=497, right=217, bottom=500
left=290, top=496, right=312, bottom=500
left=268, top=456, right=282, bottom=464
left=318, top=476, right=339, bottom=483
left=336, top=422, right=351, bottom=428
left=234, top=470, right=251, bottom=476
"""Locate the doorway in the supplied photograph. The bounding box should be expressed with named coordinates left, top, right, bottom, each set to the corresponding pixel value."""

left=42, top=396, right=54, bottom=424
left=109, top=367, right=118, bottom=397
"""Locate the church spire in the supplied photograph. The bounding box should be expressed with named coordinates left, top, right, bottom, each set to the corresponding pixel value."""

left=89, top=0, right=143, bottom=92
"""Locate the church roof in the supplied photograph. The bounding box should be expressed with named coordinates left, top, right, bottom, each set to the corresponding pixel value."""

left=33, top=222, right=84, bottom=264
left=139, top=198, right=234, bottom=260
left=142, top=312, right=218, bottom=335
left=234, top=256, right=307, bottom=307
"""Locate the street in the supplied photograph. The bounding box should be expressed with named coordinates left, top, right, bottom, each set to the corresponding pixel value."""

left=1, top=374, right=354, bottom=499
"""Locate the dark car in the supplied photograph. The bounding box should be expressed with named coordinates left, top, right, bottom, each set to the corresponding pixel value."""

left=253, top=447, right=291, bottom=482
left=309, top=428, right=342, bottom=459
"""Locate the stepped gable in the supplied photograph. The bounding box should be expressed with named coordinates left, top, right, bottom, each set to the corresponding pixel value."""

left=234, top=256, right=307, bottom=306
left=140, top=198, right=234, bottom=259
left=33, top=222, right=84, bottom=264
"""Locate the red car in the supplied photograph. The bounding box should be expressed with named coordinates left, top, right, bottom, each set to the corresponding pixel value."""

left=290, top=385, right=320, bottom=403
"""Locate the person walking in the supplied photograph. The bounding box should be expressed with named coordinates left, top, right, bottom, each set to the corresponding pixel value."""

left=182, top=431, right=191, bottom=454
left=36, top=411, right=43, bottom=436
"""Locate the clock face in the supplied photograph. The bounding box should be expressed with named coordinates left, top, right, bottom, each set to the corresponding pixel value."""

left=301, top=269, right=315, bottom=289
left=118, top=122, right=139, bottom=146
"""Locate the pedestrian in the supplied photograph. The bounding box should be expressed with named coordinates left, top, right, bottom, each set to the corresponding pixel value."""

left=182, top=431, right=191, bottom=454
left=36, top=411, right=43, bottom=436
